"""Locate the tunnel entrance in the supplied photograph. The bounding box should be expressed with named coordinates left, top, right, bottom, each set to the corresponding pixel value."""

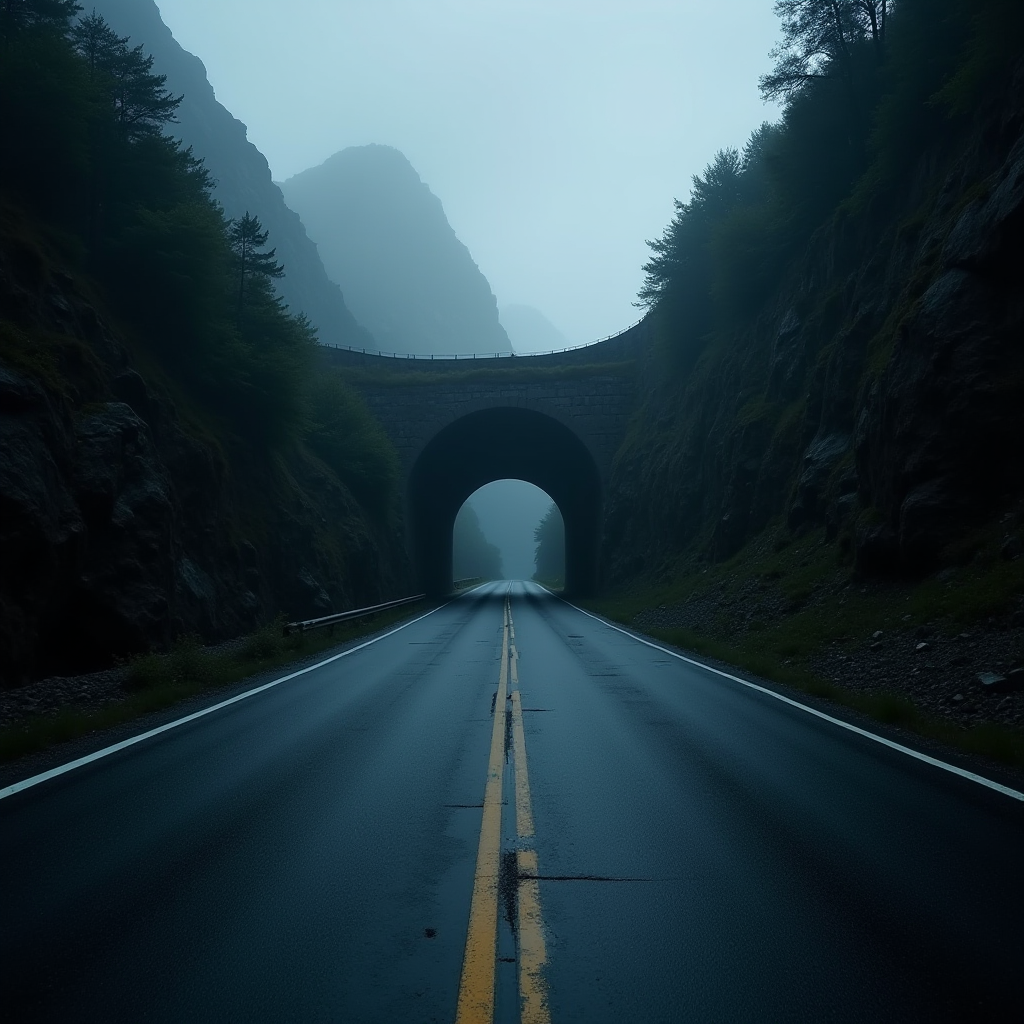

left=408, top=407, right=602, bottom=596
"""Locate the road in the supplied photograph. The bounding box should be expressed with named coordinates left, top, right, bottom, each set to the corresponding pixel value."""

left=2, top=581, right=1022, bottom=1022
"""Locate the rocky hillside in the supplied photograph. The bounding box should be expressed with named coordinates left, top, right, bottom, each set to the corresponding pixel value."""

left=89, top=0, right=374, bottom=350
left=607, top=68, right=1024, bottom=586
left=599, top=54, right=1024, bottom=744
left=280, top=146, right=511, bottom=356
left=0, top=227, right=408, bottom=687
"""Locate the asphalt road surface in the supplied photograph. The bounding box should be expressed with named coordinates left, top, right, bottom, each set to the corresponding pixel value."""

left=2, top=581, right=1022, bottom=1023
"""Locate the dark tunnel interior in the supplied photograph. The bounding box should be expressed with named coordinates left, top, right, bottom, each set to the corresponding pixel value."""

left=407, top=407, right=603, bottom=596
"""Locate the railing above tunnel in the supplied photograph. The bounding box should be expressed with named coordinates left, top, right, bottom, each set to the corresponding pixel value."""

left=318, top=315, right=646, bottom=362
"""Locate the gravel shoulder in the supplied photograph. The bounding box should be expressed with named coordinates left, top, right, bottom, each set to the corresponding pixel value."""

left=606, top=605, right=1024, bottom=795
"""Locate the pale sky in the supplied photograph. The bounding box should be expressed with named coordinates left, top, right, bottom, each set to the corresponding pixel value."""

left=155, top=0, right=780, bottom=344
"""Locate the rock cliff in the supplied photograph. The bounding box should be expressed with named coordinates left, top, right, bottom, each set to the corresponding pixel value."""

left=280, top=146, right=511, bottom=356
left=0, top=230, right=408, bottom=686
left=606, top=68, right=1024, bottom=587
left=88, top=0, right=374, bottom=350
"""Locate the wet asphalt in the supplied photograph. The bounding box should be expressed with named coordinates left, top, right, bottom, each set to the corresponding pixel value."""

left=1, top=581, right=1022, bottom=1023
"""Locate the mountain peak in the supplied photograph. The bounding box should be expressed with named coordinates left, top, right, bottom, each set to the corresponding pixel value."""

left=282, top=146, right=511, bottom=356
left=87, top=0, right=374, bottom=350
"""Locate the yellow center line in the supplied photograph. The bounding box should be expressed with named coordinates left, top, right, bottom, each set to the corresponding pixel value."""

left=509, top=674, right=534, bottom=840
left=508, top=605, right=551, bottom=1024
left=455, top=607, right=509, bottom=1024
left=455, top=595, right=551, bottom=1024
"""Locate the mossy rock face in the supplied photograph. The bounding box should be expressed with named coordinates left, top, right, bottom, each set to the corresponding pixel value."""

left=0, top=231, right=411, bottom=687
left=605, top=59, right=1024, bottom=591
left=0, top=321, right=106, bottom=398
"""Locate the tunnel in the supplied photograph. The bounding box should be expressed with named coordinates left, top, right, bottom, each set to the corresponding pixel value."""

left=407, top=407, right=603, bottom=596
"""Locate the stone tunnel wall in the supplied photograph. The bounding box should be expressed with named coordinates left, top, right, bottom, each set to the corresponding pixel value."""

left=321, top=317, right=649, bottom=485
left=353, top=377, right=637, bottom=484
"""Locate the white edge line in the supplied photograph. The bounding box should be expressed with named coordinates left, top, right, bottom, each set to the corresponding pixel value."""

left=0, top=585, right=492, bottom=801
left=536, top=586, right=1024, bottom=803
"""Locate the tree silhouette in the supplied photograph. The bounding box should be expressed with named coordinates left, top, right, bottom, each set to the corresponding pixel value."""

left=533, top=504, right=564, bottom=583
left=228, top=212, right=284, bottom=324
left=2, top=0, right=80, bottom=49
left=72, top=13, right=181, bottom=142
left=759, top=0, right=889, bottom=103
left=71, top=11, right=120, bottom=76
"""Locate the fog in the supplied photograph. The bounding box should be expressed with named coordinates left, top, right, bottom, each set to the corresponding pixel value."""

left=149, top=2, right=780, bottom=571
left=154, top=0, right=778, bottom=346
left=464, top=480, right=555, bottom=580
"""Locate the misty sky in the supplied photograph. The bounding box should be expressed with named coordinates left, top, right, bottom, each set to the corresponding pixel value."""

left=155, top=0, right=780, bottom=347
left=468, top=481, right=554, bottom=580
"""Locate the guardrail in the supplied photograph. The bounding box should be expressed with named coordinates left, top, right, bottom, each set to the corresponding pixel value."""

left=454, top=577, right=484, bottom=590
left=321, top=316, right=646, bottom=361
left=283, top=594, right=426, bottom=636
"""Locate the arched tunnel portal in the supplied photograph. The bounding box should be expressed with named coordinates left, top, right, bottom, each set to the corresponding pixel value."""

left=408, top=407, right=602, bottom=596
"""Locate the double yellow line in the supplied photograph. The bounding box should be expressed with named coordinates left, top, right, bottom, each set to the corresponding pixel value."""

left=455, top=595, right=550, bottom=1024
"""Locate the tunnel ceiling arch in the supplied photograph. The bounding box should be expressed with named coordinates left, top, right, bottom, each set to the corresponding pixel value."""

left=408, top=407, right=602, bottom=595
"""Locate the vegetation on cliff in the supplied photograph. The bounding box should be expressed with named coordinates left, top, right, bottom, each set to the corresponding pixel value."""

left=0, top=3, right=405, bottom=686
left=639, top=0, right=1023, bottom=378
left=1, top=4, right=313, bottom=441
left=1, top=2, right=396, bottom=486
left=624, top=0, right=1024, bottom=575
left=606, top=0, right=1024, bottom=759
left=85, top=0, right=374, bottom=349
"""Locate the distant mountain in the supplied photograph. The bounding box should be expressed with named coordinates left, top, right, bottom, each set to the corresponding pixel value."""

left=88, top=0, right=373, bottom=349
left=280, top=146, right=511, bottom=356
left=499, top=305, right=570, bottom=354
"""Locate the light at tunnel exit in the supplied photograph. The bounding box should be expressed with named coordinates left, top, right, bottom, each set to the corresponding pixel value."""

left=455, top=480, right=560, bottom=581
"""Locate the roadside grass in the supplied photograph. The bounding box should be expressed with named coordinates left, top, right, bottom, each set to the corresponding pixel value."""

left=585, top=612, right=1024, bottom=770
left=582, top=525, right=1024, bottom=770
left=648, top=624, right=1023, bottom=764
left=533, top=577, right=564, bottom=591
left=0, top=603, right=429, bottom=766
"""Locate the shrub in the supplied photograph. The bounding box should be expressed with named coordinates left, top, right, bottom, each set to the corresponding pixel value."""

left=304, top=370, right=399, bottom=516
left=241, top=619, right=285, bottom=661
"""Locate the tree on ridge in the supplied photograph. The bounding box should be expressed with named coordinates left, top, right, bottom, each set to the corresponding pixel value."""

left=759, top=0, right=891, bottom=103
left=2, top=0, right=81, bottom=49
left=229, top=212, right=285, bottom=326
left=72, top=12, right=182, bottom=142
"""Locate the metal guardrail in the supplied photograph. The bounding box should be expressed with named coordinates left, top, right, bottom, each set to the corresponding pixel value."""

left=453, top=577, right=484, bottom=589
left=321, top=316, right=646, bottom=361
left=283, top=594, right=426, bottom=635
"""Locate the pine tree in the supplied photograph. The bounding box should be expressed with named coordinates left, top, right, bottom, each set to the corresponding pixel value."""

left=2, top=0, right=80, bottom=49
left=228, top=212, right=285, bottom=325
left=533, top=504, right=564, bottom=583
left=71, top=13, right=181, bottom=142
left=759, top=1, right=890, bottom=103
left=71, top=10, right=119, bottom=75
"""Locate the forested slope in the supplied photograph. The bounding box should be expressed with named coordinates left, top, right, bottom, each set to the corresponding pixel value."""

left=601, top=0, right=1024, bottom=749
left=0, top=4, right=406, bottom=686
left=88, top=0, right=374, bottom=350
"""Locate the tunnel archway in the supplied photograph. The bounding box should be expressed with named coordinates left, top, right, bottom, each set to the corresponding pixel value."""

left=408, top=407, right=602, bottom=596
